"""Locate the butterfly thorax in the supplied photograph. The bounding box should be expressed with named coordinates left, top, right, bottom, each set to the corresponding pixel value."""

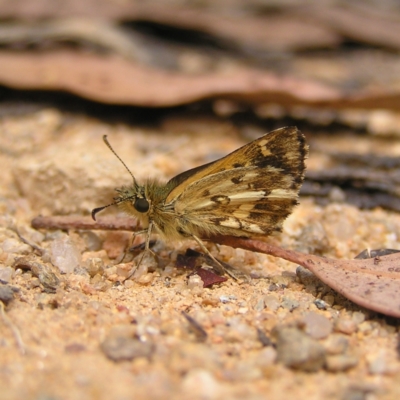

left=115, top=178, right=184, bottom=238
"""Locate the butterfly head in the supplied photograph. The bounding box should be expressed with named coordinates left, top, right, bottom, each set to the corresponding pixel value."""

left=91, top=135, right=152, bottom=221
left=91, top=183, right=152, bottom=221
left=115, top=185, right=151, bottom=215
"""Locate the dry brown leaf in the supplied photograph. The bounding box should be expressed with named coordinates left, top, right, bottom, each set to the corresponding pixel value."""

left=1, top=2, right=400, bottom=110
left=0, top=50, right=341, bottom=107
left=298, top=3, right=400, bottom=49
left=195, top=268, right=228, bottom=288
left=2, top=1, right=399, bottom=51
left=0, top=1, right=339, bottom=51
left=31, top=215, right=400, bottom=317
left=2, top=50, right=400, bottom=110
left=216, top=236, right=400, bottom=318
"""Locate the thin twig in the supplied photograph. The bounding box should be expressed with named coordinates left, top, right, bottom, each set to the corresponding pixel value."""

left=32, top=215, right=139, bottom=231
left=10, top=226, right=45, bottom=255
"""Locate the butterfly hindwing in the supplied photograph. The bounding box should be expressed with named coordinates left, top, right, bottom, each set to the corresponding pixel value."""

left=172, top=164, right=300, bottom=236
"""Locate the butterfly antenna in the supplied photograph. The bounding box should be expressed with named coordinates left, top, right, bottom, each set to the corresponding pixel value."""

left=102, top=135, right=136, bottom=184
left=91, top=201, right=119, bottom=221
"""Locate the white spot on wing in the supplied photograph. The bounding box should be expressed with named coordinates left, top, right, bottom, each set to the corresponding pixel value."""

left=219, top=217, right=241, bottom=229
left=269, top=189, right=296, bottom=199
left=258, top=139, right=272, bottom=156
left=242, top=222, right=264, bottom=234
left=228, top=191, right=265, bottom=201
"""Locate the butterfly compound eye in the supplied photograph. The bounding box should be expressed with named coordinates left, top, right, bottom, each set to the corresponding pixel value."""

left=134, top=197, right=150, bottom=213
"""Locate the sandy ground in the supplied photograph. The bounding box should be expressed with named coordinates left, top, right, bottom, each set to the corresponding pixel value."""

left=0, top=108, right=399, bottom=400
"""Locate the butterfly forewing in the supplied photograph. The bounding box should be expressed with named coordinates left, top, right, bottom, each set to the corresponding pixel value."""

left=165, top=126, right=306, bottom=203
left=164, top=127, right=307, bottom=237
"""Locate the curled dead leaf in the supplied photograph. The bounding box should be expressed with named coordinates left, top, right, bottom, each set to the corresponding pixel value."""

left=31, top=215, right=400, bottom=317
left=215, top=236, right=400, bottom=318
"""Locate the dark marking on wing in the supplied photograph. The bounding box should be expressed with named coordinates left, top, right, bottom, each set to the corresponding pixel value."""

left=231, top=177, right=243, bottom=184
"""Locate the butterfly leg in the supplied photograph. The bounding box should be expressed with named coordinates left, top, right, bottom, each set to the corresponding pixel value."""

left=116, top=228, right=149, bottom=264
left=191, top=234, right=239, bottom=280
left=125, top=223, right=155, bottom=280
left=138, top=221, right=155, bottom=264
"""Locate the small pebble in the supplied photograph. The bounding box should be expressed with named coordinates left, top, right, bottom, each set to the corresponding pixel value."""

left=303, top=312, right=333, bottom=340
left=298, top=222, right=330, bottom=254
left=181, top=369, right=223, bottom=398
left=270, top=274, right=294, bottom=287
left=324, top=334, right=349, bottom=355
left=219, top=295, right=236, bottom=304
left=358, top=321, right=374, bottom=335
left=37, top=265, right=60, bottom=293
left=268, top=283, right=279, bottom=291
left=334, top=318, right=357, bottom=335
left=225, top=319, right=256, bottom=343
left=0, top=266, right=13, bottom=283
left=84, top=257, right=105, bottom=277
left=322, top=295, right=335, bottom=307
left=79, top=231, right=102, bottom=251
left=161, top=266, right=175, bottom=278
left=136, top=273, right=155, bottom=285
left=101, top=336, right=154, bottom=362
left=296, top=266, right=321, bottom=286
left=131, top=262, right=149, bottom=282
left=274, top=326, right=326, bottom=372
left=325, top=354, right=359, bottom=372
left=116, top=263, right=135, bottom=279
left=29, top=277, right=41, bottom=289
left=254, top=297, right=265, bottom=312
left=0, top=285, right=17, bottom=304
left=367, top=351, right=394, bottom=375
left=255, top=346, right=277, bottom=368
left=342, top=384, right=379, bottom=400
left=227, top=361, right=263, bottom=381
left=351, top=311, right=365, bottom=325
left=281, top=296, right=299, bottom=311
left=50, top=235, right=81, bottom=274
left=257, top=328, right=274, bottom=347
left=1, top=238, right=31, bottom=255
left=314, top=299, right=328, bottom=310
left=263, top=295, right=280, bottom=312
left=187, top=274, right=203, bottom=291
